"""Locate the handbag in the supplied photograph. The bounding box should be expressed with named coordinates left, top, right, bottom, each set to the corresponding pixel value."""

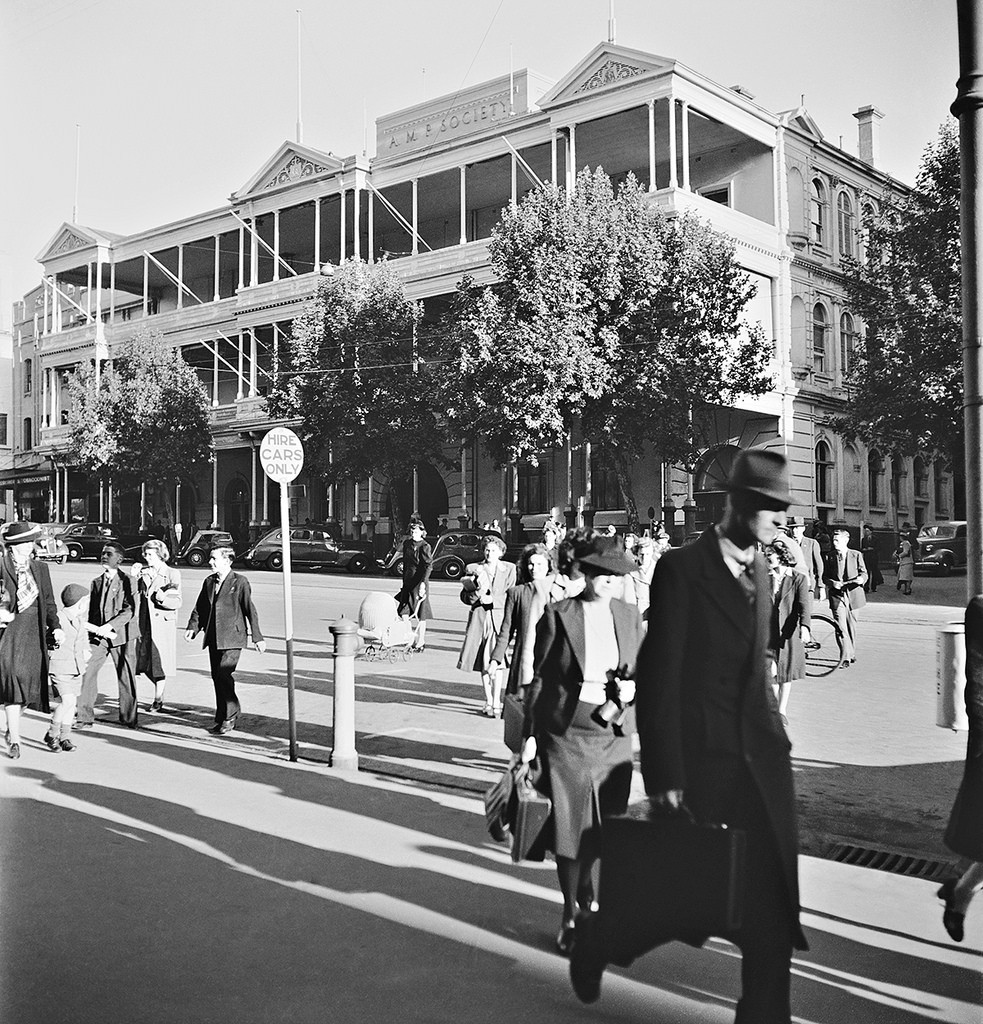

left=502, top=692, right=525, bottom=753
left=483, top=757, right=517, bottom=842
left=594, top=799, right=746, bottom=966
left=509, top=761, right=552, bottom=863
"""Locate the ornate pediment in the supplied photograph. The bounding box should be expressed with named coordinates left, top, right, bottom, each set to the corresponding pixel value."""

left=574, top=59, right=647, bottom=95
left=537, top=43, right=674, bottom=110
left=235, top=142, right=344, bottom=199
left=36, top=222, right=117, bottom=263
left=51, top=231, right=88, bottom=255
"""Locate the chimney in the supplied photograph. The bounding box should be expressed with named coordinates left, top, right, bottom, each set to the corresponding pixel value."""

left=854, top=105, right=884, bottom=166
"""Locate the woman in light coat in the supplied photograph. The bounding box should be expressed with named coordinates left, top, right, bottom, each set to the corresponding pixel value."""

left=457, top=536, right=516, bottom=716
left=894, top=536, right=914, bottom=596
left=132, top=538, right=183, bottom=712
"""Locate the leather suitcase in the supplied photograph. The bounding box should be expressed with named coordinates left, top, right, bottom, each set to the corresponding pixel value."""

left=596, top=800, right=746, bottom=966
left=509, top=772, right=552, bottom=863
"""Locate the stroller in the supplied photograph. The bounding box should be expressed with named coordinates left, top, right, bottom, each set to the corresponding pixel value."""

left=356, top=592, right=418, bottom=662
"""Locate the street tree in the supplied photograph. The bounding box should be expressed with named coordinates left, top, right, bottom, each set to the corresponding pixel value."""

left=266, top=259, right=444, bottom=531
left=446, top=168, right=771, bottom=527
left=68, top=330, right=212, bottom=529
left=837, top=122, right=960, bottom=466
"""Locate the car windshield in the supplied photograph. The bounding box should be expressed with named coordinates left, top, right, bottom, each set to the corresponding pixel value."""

left=919, top=525, right=959, bottom=539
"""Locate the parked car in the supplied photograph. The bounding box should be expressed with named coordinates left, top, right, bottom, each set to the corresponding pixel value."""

left=337, top=544, right=380, bottom=575
left=59, top=522, right=121, bottom=561
left=242, top=523, right=342, bottom=570
left=0, top=522, right=69, bottom=563
left=383, top=530, right=510, bottom=580
left=178, top=529, right=235, bottom=567
left=916, top=521, right=967, bottom=575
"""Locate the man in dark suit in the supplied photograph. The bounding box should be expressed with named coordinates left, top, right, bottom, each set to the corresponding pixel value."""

left=574, top=450, right=807, bottom=1021
left=185, top=545, right=265, bottom=734
left=823, top=524, right=868, bottom=668
left=77, top=542, right=141, bottom=728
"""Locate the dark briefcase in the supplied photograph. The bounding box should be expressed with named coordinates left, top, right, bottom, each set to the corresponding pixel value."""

left=509, top=765, right=552, bottom=864
left=596, top=800, right=746, bottom=966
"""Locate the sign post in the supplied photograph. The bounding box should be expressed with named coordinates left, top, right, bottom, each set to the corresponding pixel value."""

left=259, top=426, right=304, bottom=762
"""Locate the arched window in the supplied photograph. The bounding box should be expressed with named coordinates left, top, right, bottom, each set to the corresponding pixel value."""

left=891, top=456, right=907, bottom=511
left=844, top=444, right=861, bottom=506
left=837, top=192, right=855, bottom=257
left=815, top=441, right=834, bottom=505
left=840, top=312, right=857, bottom=373
left=812, top=303, right=829, bottom=373
left=589, top=453, right=622, bottom=511
left=914, top=456, right=929, bottom=498
left=868, top=450, right=885, bottom=507
left=23, top=417, right=32, bottom=450
left=810, top=179, right=827, bottom=247
left=23, top=358, right=32, bottom=396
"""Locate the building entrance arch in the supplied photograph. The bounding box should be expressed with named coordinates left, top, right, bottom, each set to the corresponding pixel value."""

left=384, top=463, right=449, bottom=535
left=694, top=444, right=742, bottom=532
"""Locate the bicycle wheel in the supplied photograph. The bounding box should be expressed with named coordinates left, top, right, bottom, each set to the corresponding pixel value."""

left=805, top=613, right=844, bottom=677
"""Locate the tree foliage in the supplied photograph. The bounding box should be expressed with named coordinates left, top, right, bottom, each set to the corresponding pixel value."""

left=446, top=168, right=772, bottom=526
left=836, top=122, right=961, bottom=464
left=68, top=330, right=212, bottom=520
left=266, top=259, right=446, bottom=530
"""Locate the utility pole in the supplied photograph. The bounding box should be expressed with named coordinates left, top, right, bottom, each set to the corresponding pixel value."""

left=72, top=124, right=80, bottom=223
left=296, top=10, right=303, bottom=144
left=953, top=0, right=983, bottom=600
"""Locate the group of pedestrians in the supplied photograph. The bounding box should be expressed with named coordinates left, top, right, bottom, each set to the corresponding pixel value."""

left=1, top=525, right=264, bottom=757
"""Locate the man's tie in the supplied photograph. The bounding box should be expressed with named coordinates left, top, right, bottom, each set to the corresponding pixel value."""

left=16, top=565, right=37, bottom=612
left=737, top=558, right=757, bottom=603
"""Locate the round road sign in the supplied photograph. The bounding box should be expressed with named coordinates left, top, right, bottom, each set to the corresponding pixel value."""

left=260, top=427, right=305, bottom=484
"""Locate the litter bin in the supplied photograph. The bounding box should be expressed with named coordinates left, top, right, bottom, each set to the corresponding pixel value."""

left=937, top=622, right=969, bottom=731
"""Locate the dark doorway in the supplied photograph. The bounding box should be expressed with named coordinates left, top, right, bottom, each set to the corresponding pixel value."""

left=384, top=463, right=448, bottom=534
left=224, top=477, right=250, bottom=548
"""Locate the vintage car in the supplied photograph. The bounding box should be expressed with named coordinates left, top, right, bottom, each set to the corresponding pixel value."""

left=915, top=521, right=967, bottom=575
left=59, top=522, right=121, bottom=561
left=382, top=530, right=510, bottom=580
left=242, top=523, right=343, bottom=570
left=177, top=529, right=235, bottom=567
left=0, top=522, right=69, bottom=563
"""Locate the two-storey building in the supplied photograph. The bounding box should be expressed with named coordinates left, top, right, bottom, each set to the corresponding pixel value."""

left=8, top=41, right=952, bottom=544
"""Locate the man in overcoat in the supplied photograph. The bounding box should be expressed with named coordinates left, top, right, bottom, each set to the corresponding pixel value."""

left=822, top=524, right=868, bottom=667
left=788, top=516, right=825, bottom=600
left=77, top=542, right=141, bottom=728
left=583, top=450, right=807, bottom=1022
left=185, top=546, right=265, bottom=734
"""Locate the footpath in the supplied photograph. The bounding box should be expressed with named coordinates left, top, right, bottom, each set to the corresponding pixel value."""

left=1, top=571, right=980, bottom=1023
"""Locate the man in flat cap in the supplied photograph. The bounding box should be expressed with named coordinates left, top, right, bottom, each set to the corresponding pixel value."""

left=574, top=449, right=807, bottom=1022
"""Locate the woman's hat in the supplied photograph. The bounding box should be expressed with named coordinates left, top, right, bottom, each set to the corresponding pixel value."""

left=725, top=450, right=793, bottom=509
left=61, top=583, right=89, bottom=607
left=577, top=537, right=638, bottom=576
left=3, top=521, right=40, bottom=545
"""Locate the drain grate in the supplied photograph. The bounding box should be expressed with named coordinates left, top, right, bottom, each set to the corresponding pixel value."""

left=824, top=842, right=958, bottom=882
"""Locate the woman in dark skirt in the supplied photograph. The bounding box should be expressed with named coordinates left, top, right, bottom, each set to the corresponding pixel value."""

left=938, top=595, right=983, bottom=942
left=521, top=535, right=643, bottom=954
left=395, top=518, right=433, bottom=651
left=0, top=522, right=63, bottom=759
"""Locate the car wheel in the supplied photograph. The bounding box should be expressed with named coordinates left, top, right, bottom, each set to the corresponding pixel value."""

left=267, top=552, right=283, bottom=571
left=59, top=555, right=68, bottom=565
left=391, top=556, right=405, bottom=576
left=939, top=558, right=953, bottom=577
left=443, top=558, right=465, bottom=580
left=347, top=555, right=368, bottom=574
left=66, top=545, right=81, bottom=561
left=187, top=549, right=206, bottom=568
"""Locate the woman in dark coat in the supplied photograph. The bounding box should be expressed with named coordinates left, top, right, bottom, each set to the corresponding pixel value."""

left=938, top=595, right=983, bottom=942
left=764, top=539, right=812, bottom=726
left=395, top=518, right=433, bottom=651
left=860, top=525, right=883, bottom=593
left=521, top=536, right=643, bottom=955
left=0, top=522, right=63, bottom=759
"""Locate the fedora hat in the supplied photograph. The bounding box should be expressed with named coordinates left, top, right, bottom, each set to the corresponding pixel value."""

left=725, top=450, right=792, bottom=510
left=785, top=515, right=805, bottom=527
left=3, top=521, right=40, bottom=545
left=830, top=521, right=851, bottom=535
left=577, top=537, right=638, bottom=577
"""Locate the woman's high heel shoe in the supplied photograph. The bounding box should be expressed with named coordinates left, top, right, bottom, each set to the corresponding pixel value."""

left=556, top=918, right=577, bottom=956
left=938, top=879, right=966, bottom=942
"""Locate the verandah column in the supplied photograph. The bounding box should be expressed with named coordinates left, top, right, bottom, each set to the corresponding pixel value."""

left=668, top=93, right=678, bottom=189
left=177, top=244, right=184, bottom=309
left=273, top=210, right=281, bottom=282
left=680, top=99, right=691, bottom=191
left=459, top=167, right=467, bottom=245
left=314, top=197, right=321, bottom=270
left=412, top=179, right=419, bottom=256
left=647, top=98, right=656, bottom=191
left=213, top=235, right=221, bottom=301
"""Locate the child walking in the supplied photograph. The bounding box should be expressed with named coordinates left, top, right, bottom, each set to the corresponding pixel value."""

left=44, top=584, right=94, bottom=752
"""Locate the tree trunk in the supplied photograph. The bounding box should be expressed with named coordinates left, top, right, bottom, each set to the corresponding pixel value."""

left=387, top=473, right=407, bottom=535
left=614, top=456, right=640, bottom=533
left=160, top=484, right=178, bottom=557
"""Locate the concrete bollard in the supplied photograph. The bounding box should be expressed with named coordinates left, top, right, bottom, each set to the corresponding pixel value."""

left=330, top=618, right=360, bottom=770
left=937, top=622, right=969, bottom=731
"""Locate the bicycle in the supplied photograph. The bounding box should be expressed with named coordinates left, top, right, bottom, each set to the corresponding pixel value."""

left=804, top=613, right=845, bottom=677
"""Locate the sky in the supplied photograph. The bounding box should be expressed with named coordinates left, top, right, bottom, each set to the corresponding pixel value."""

left=0, top=0, right=959, bottom=303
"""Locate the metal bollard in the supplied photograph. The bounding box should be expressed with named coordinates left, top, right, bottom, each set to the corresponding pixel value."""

left=937, top=622, right=969, bottom=731
left=330, top=618, right=359, bottom=770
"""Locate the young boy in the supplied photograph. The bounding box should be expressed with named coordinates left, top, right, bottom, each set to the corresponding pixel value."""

left=44, top=583, right=95, bottom=752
